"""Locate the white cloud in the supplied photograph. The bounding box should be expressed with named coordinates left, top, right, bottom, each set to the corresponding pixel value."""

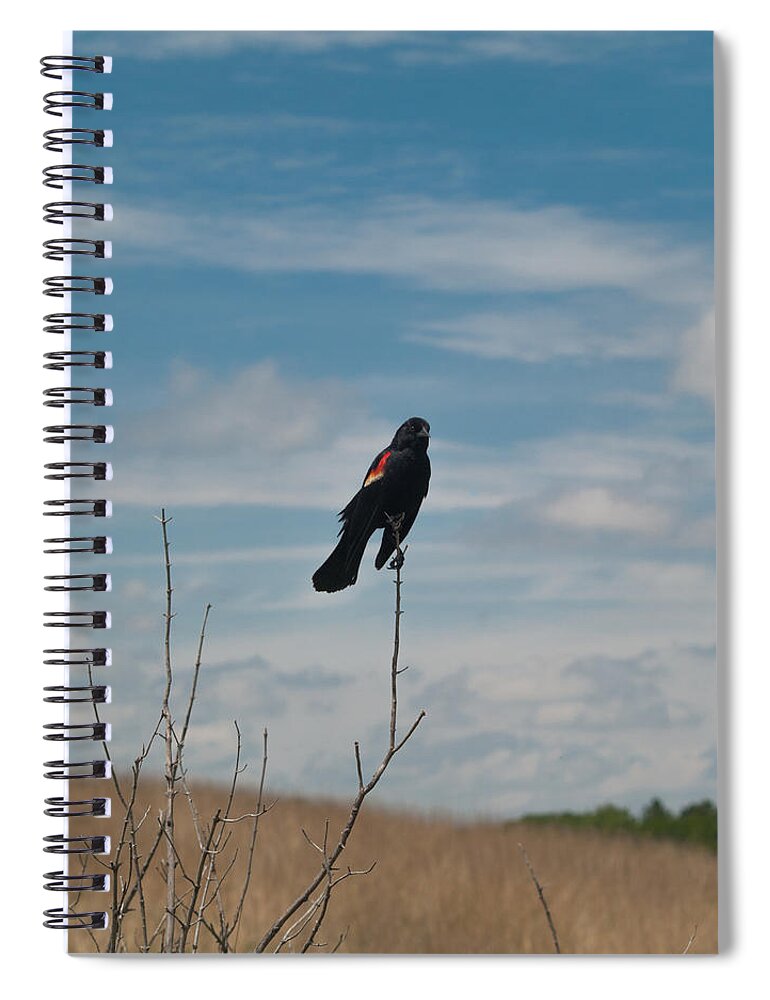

left=673, top=308, right=715, bottom=400
left=111, top=360, right=384, bottom=507
left=541, top=487, right=671, bottom=536
left=109, top=360, right=714, bottom=525
left=623, top=560, right=715, bottom=601
left=108, top=196, right=710, bottom=307
left=143, top=359, right=350, bottom=455
left=86, top=31, right=409, bottom=60
left=111, top=543, right=324, bottom=569
left=104, top=583, right=717, bottom=814
left=159, top=112, right=364, bottom=141
left=85, top=31, right=664, bottom=68
left=409, top=306, right=681, bottom=363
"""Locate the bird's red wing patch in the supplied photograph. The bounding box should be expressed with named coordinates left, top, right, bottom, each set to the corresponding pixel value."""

left=363, top=450, right=391, bottom=487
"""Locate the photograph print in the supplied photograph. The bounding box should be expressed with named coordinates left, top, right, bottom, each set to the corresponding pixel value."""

left=66, top=30, right=717, bottom=953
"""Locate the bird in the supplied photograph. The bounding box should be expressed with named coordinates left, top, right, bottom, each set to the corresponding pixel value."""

left=312, top=417, right=431, bottom=593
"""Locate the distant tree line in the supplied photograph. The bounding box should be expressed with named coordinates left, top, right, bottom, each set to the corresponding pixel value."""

left=517, top=799, right=717, bottom=851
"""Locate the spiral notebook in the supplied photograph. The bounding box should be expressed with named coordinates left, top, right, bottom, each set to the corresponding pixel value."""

left=42, top=30, right=718, bottom=954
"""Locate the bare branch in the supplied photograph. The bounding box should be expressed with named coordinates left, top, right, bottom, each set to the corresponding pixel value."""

left=255, top=515, right=425, bottom=953
left=178, top=810, right=222, bottom=952
left=518, top=842, right=561, bottom=955
left=331, top=927, right=349, bottom=953
left=192, top=721, right=243, bottom=950
left=230, top=727, right=269, bottom=952
left=159, top=508, right=177, bottom=952
left=178, top=603, right=212, bottom=754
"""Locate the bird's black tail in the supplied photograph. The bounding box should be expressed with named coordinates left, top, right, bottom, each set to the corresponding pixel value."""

left=313, top=495, right=380, bottom=593
left=312, top=531, right=369, bottom=593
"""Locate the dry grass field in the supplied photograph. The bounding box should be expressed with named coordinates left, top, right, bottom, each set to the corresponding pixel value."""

left=68, top=778, right=717, bottom=954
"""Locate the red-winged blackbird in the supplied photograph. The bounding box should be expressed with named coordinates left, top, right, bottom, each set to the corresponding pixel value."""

left=313, top=417, right=431, bottom=593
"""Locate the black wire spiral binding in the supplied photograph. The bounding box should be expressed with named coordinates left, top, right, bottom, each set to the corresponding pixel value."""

left=43, top=274, right=111, bottom=295
left=43, top=611, right=110, bottom=629
left=43, top=424, right=112, bottom=443
left=44, top=797, right=109, bottom=818
left=43, top=648, right=110, bottom=667
left=43, top=499, right=110, bottom=516
left=43, top=239, right=110, bottom=260
left=43, top=759, right=110, bottom=780
left=43, top=164, right=111, bottom=188
left=44, top=91, right=111, bottom=116
left=44, top=536, right=111, bottom=554
left=43, top=721, right=109, bottom=740
left=43, top=52, right=112, bottom=931
left=43, top=202, right=111, bottom=224
left=43, top=834, right=109, bottom=855
left=43, top=352, right=111, bottom=370
left=43, top=128, right=112, bottom=152
left=44, top=870, right=108, bottom=891
left=44, top=574, right=111, bottom=592
left=44, top=461, right=111, bottom=480
left=41, top=55, right=111, bottom=79
left=43, top=911, right=109, bottom=931
left=43, top=386, right=111, bottom=406
left=44, top=686, right=110, bottom=704
left=44, top=312, right=111, bottom=335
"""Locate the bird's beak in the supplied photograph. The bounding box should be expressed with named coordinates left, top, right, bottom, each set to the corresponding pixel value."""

left=418, top=426, right=430, bottom=438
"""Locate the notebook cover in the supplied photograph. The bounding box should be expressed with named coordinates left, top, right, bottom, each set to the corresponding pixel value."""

left=60, top=30, right=716, bottom=953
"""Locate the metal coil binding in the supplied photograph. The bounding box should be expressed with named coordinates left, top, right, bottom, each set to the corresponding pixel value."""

left=43, top=164, right=111, bottom=188
left=43, top=911, right=108, bottom=931
left=43, top=202, right=111, bottom=224
left=43, top=274, right=111, bottom=295
left=41, top=55, right=111, bottom=79
left=43, top=499, right=110, bottom=515
left=44, top=574, right=111, bottom=592
left=43, top=424, right=112, bottom=444
left=44, top=685, right=110, bottom=704
left=43, top=759, right=110, bottom=780
left=43, top=721, right=109, bottom=740
left=43, top=648, right=110, bottom=666
left=44, top=797, right=109, bottom=818
left=43, top=128, right=112, bottom=152
left=44, top=461, right=111, bottom=480
left=43, top=239, right=109, bottom=260
left=44, top=536, right=111, bottom=554
left=43, top=352, right=111, bottom=370
left=43, top=834, right=109, bottom=855
left=44, top=870, right=108, bottom=891
left=43, top=611, right=110, bottom=629
left=44, top=312, right=111, bottom=335
left=44, top=91, right=111, bottom=116
left=43, top=386, right=110, bottom=406
left=43, top=52, right=112, bottom=931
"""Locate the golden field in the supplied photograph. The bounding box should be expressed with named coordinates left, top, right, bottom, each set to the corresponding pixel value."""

left=67, top=779, right=717, bottom=955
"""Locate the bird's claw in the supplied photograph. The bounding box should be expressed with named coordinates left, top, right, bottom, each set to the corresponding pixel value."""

left=388, top=545, right=407, bottom=571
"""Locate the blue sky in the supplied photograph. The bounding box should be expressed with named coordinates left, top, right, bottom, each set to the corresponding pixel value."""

left=72, top=30, right=715, bottom=817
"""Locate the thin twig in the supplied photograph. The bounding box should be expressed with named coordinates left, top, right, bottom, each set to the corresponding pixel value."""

left=178, top=810, right=222, bottom=952
left=331, top=927, right=349, bottom=953
left=156, top=509, right=177, bottom=951
left=230, top=727, right=269, bottom=952
left=254, top=516, right=425, bottom=952
left=174, top=606, right=219, bottom=946
left=86, top=661, right=159, bottom=953
left=179, top=603, right=212, bottom=752
left=192, top=721, right=243, bottom=951
left=518, top=842, right=561, bottom=954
